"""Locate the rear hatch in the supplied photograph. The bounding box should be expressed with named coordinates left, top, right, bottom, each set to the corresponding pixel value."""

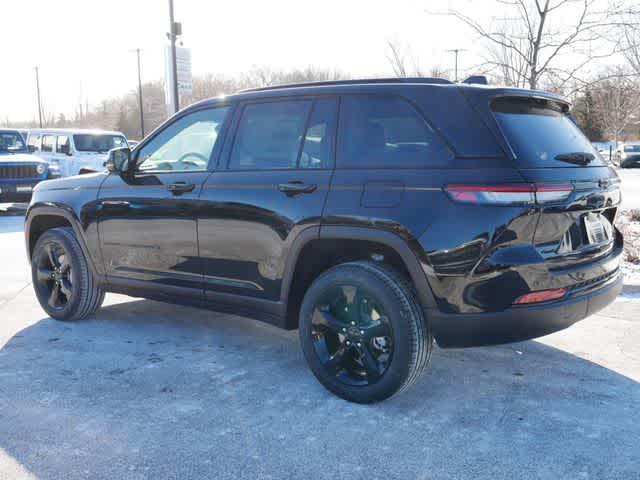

left=491, top=95, right=622, bottom=267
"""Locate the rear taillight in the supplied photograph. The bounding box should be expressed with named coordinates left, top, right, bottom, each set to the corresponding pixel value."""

left=444, top=183, right=573, bottom=206
left=513, top=287, right=567, bottom=305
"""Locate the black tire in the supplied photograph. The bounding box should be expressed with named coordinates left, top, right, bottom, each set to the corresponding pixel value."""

left=299, top=261, right=432, bottom=403
left=31, top=227, right=104, bottom=321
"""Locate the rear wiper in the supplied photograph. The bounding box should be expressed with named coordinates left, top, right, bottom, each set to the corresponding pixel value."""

left=554, top=152, right=595, bottom=165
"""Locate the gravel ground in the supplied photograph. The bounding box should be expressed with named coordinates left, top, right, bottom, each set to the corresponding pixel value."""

left=0, top=210, right=639, bottom=480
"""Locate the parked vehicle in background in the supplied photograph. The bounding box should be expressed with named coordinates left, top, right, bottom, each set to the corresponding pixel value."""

left=0, top=128, right=59, bottom=202
left=27, top=129, right=128, bottom=177
left=615, top=142, right=640, bottom=168
left=18, top=129, right=30, bottom=143
left=25, top=77, right=623, bottom=403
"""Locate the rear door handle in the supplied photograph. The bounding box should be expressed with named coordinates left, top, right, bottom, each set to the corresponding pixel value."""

left=167, top=182, right=196, bottom=195
left=100, top=200, right=130, bottom=208
left=277, top=181, right=317, bottom=197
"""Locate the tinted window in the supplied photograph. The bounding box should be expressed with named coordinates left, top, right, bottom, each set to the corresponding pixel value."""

left=73, top=134, right=127, bottom=152
left=492, top=97, right=604, bottom=167
left=137, top=107, right=228, bottom=172
left=299, top=99, right=337, bottom=169
left=623, top=145, right=640, bottom=153
left=56, top=135, right=70, bottom=154
left=42, top=135, right=55, bottom=152
left=337, top=95, right=451, bottom=168
left=0, top=131, right=27, bottom=153
left=229, top=101, right=311, bottom=170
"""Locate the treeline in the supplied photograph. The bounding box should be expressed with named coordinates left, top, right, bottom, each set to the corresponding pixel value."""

left=12, top=67, right=348, bottom=140
left=7, top=65, right=640, bottom=143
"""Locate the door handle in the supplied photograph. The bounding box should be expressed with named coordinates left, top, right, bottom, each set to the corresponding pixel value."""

left=167, top=182, right=196, bottom=195
left=100, top=200, right=130, bottom=208
left=277, top=181, right=317, bottom=197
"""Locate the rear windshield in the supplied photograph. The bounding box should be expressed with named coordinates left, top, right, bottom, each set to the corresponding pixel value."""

left=73, top=134, right=127, bottom=153
left=492, top=97, right=604, bottom=167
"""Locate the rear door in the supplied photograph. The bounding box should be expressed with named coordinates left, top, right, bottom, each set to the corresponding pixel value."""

left=198, top=97, right=338, bottom=302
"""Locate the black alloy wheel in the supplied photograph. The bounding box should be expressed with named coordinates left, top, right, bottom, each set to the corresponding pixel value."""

left=34, top=241, right=73, bottom=310
left=310, top=285, right=393, bottom=386
left=299, top=261, right=432, bottom=403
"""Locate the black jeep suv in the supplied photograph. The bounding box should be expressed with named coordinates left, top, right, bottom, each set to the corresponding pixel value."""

left=25, top=78, right=623, bottom=403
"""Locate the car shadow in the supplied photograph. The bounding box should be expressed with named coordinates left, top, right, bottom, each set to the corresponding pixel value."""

left=0, top=298, right=638, bottom=479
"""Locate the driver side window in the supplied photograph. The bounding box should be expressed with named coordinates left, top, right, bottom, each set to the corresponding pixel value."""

left=137, top=107, right=229, bottom=172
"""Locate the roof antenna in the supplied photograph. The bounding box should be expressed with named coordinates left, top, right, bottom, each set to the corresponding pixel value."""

left=463, top=75, right=488, bottom=85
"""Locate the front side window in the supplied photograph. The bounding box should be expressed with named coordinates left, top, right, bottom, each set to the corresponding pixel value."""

left=337, top=95, right=451, bottom=168
left=229, top=101, right=312, bottom=170
left=137, top=107, right=229, bottom=172
left=0, top=131, right=27, bottom=154
left=42, top=135, right=55, bottom=153
left=56, top=135, right=70, bottom=154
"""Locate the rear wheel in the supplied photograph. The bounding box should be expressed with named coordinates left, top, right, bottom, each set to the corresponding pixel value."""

left=299, top=261, right=432, bottom=403
left=31, top=227, right=104, bottom=321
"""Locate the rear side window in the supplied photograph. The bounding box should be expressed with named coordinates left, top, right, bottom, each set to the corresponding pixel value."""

left=229, top=101, right=311, bottom=170
left=42, top=135, right=55, bottom=152
left=28, top=134, right=41, bottom=150
left=337, top=95, right=451, bottom=169
left=492, top=97, right=604, bottom=167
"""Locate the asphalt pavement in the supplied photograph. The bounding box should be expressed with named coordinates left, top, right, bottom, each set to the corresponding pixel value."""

left=0, top=210, right=638, bottom=480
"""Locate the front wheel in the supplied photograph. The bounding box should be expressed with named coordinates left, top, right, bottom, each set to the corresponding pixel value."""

left=31, top=227, right=104, bottom=321
left=299, top=261, right=432, bottom=403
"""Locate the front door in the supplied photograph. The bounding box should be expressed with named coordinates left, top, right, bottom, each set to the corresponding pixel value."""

left=198, top=97, right=338, bottom=303
left=97, top=106, right=230, bottom=298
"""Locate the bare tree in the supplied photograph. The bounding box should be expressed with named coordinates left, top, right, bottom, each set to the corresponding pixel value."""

left=591, top=68, right=640, bottom=142
left=386, top=39, right=409, bottom=77
left=621, top=8, right=640, bottom=74
left=448, top=0, right=619, bottom=90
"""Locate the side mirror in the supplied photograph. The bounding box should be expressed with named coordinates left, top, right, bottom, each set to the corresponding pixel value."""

left=105, top=147, right=131, bottom=173
left=28, top=145, right=37, bottom=153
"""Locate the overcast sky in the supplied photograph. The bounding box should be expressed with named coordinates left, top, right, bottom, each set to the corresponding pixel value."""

left=0, top=0, right=620, bottom=122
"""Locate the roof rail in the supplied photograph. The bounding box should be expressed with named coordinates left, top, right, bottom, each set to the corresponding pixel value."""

left=241, top=77, right=454, bottom=93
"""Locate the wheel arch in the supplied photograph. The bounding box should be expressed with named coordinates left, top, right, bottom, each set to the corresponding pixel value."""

left=25, top=204, right=99, bottom=277
left=280, top=226, right=437, bottom=329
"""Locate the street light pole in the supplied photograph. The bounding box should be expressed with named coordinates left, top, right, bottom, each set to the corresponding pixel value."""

left=133, top=48, right=145, bottom=138
left=34, top=66, right=43, bottom=128
left=446, top=49, right=466, bottom=82
left=168, top=0, right=180, bottom=113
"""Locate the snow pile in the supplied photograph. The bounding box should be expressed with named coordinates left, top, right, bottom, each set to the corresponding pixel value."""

left=616, top=209, right=640, bottom=284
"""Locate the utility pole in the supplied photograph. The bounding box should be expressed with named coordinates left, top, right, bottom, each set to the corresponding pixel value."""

left=168, top=0, right=180, bottom=114
left=446, top=49, right=466, bottom=82
left=132, top=48, right=145, bottom=138
left=34, top=66, right=43, bottom=128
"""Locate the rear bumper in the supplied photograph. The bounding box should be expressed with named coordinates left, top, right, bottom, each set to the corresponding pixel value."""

left=431, top=269, right=622, bottom=348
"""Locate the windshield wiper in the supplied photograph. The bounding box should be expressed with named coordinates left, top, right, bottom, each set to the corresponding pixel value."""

left=554, top=152, right=595, bottom=165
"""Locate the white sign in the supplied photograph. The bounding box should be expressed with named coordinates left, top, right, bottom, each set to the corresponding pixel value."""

left=175, top=46, right=193, bottom=96
left=164, top=45, right=193, bottom=114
